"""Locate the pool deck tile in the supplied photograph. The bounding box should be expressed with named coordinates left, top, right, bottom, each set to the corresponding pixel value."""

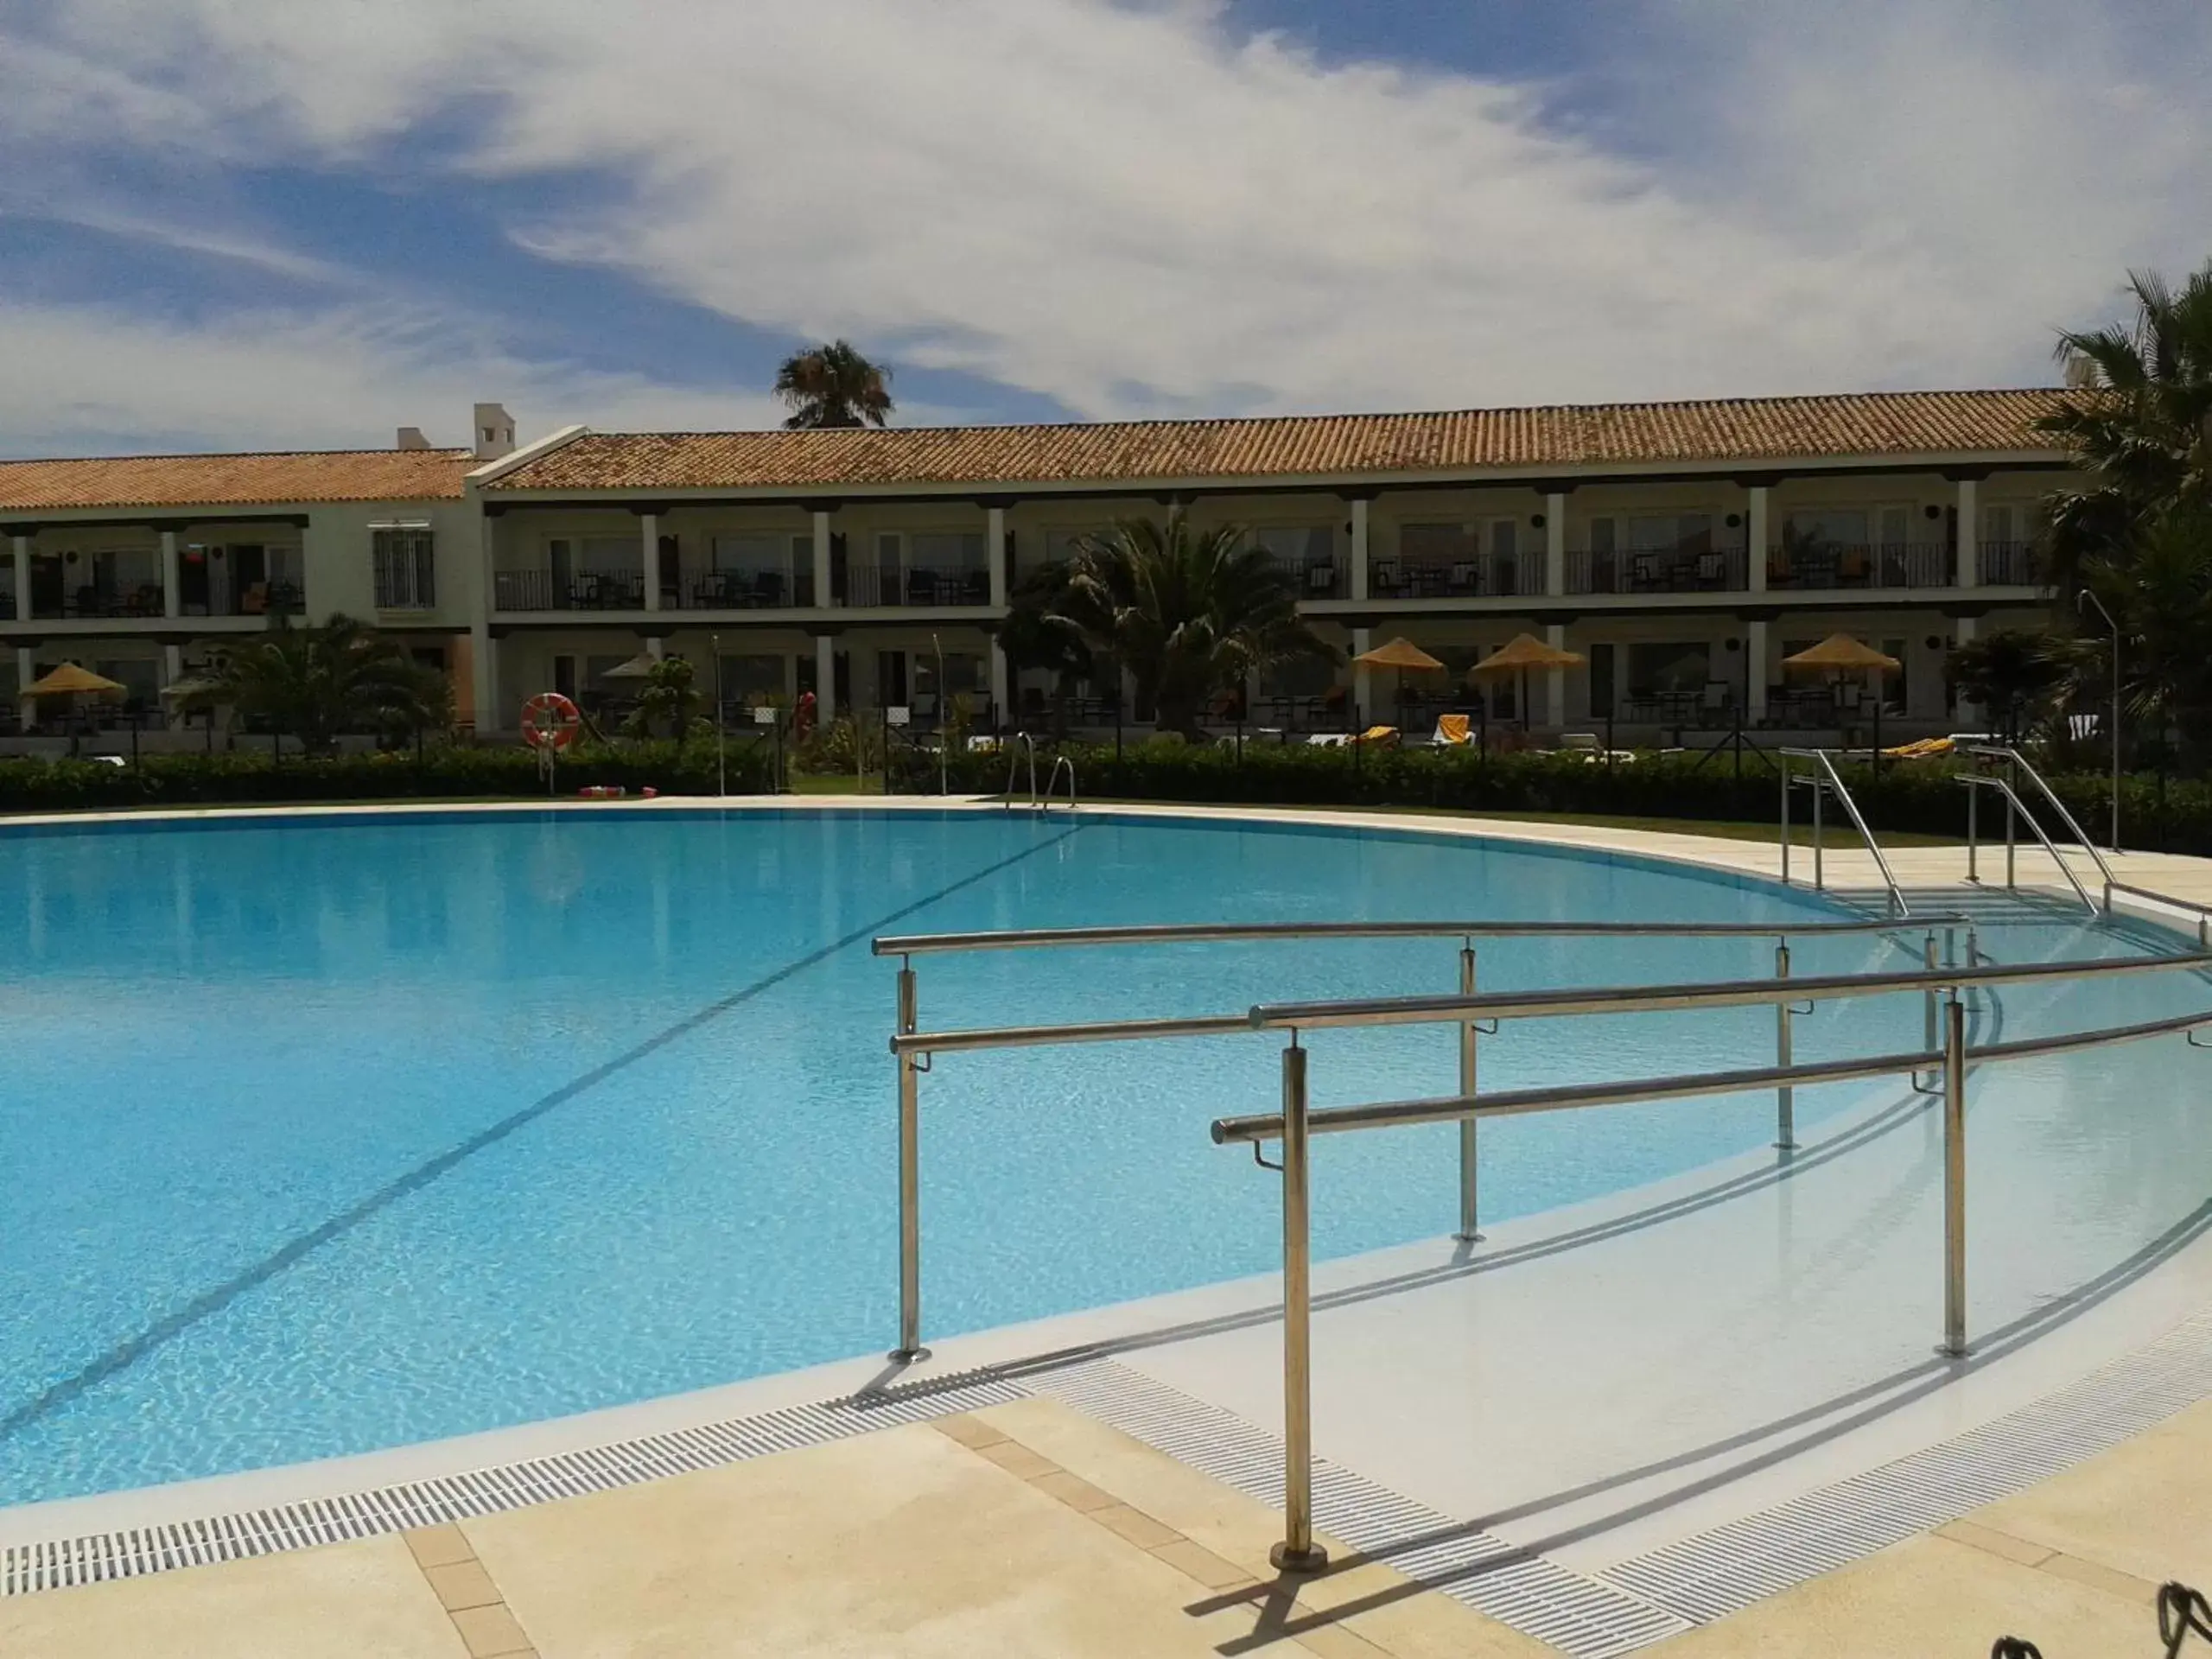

left=0, top=1534, right=465, bottom=1658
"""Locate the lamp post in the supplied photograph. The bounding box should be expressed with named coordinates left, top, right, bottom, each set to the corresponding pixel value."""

left=711, top=631, right=725, bottom=798
left=2076, top=589, right=2120, bottom=853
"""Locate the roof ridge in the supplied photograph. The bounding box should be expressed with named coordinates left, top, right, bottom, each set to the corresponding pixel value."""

left=0, top=447, right=474, bottom=467
left=575, top=387, right=2069, bottom=443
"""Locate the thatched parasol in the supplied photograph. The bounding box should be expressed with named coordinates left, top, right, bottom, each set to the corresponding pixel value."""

left=1470, top=633, right=1586, bottom=729
left=23, top=663, right=124, bottom=699
left=1783, top=633, right=1899, bottom=760
left=601, top=652, right=659, bottom=680
left=1354, top=636, right=1446, bottom=721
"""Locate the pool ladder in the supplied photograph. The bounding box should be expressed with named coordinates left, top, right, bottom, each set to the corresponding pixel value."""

left=1002, top=734, right=1077, bottom=811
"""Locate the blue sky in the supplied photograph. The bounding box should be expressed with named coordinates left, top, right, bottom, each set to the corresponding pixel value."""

left=0, top=0, right=2206, bottom=455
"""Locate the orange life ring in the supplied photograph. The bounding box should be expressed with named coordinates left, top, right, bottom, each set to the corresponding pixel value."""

left=521, top=691, right=582, bottom=751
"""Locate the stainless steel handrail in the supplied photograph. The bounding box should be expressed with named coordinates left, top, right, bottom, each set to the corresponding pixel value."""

left=879, top=912, right=1972, bottom=1357
left=1970, top=744, right=2116, bottom=887
left=1221, top=990, right=2212, bottom=1573
left=1211, top=1005, right=2212, bottom=1145
left=1962, top=775, right=2099, bottom=916
left=1243, top=950, right=2210, bottom=1033
left=1782, top=747, right=1908, bottom=917
left=1001, top=732, right=1039, bottom=809
left=2105, top=879, right=2212, bottom=948
left=873, top=914, right=1969, bottom=958
left=1046, top=753, right=1077, bottom=811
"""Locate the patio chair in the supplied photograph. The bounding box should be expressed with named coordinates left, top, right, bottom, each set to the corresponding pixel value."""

left=1430, top=713, right=1471, bottom=747
left=1351, top=725, right=1399, bottom=747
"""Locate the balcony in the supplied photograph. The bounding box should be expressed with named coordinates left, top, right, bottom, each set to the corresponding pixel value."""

left=1566, top=548, right=1747, bottom=595
left=1369, top=555, right=1534, bottom=601
left=1766, top=542, right=1954, bottom=590
left=1274, top=556, right=1346, bottom=600
left=840, top=563, right=991, bottom=607
left=1977, top=541, right=2040, bottom=586
left=493, top=568, right=647, bottom=611
left=683, top=565, right=816, bottom=609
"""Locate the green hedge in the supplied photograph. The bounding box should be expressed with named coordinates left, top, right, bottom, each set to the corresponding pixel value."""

left=938, top=740, right=2212, bottom=855
left=0, top=740, right=774, bottom=812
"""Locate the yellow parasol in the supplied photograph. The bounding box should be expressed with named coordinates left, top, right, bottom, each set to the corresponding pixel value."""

left=23, top=663, right=125, bottom=699
left=1353, top=636, right=1446, bottom=721
left=1470, top=633, right=1586, bottom=728
left=1783, top=634, right=1899, bottom=760
left=1781, top=634, right=1899, bottom=674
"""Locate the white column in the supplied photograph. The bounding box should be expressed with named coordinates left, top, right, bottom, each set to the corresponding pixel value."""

left=646, top=637, right=664, bottom=660
left=989, top=639, right=1009, bottom=727
left=1349, top=499, right=1370, bottom=602
left=814, top=633, right=837, bottom=721
left=811, top=512, right=833, bottom=608
left=1351, top=626, right=1372, bottom=719
left=1955, top=478, right=1980, bottom=588
left=162, top=643, right=183, bottom=685
left=987, top=505, right=1008, bottom=607
left=1546, top=622, right=1568, bottom=727
left=473, top=631, right=499, bottom=732
left=1545, top=494, right=1566, bottom=598
left=640, top=512, right=661, bottom=613
left=1746, top=486, right=1769, bottom=594
left=11, top=536, right=29, bottom=622
left=16, top=645, right=34, bottom=732
left=1747, top=618, right=1770, bottom=718
left=160, top=530, right=181, bottom=620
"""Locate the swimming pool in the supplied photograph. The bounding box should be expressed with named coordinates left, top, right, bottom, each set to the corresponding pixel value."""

left=0, top=805, right=2202, bottom=1506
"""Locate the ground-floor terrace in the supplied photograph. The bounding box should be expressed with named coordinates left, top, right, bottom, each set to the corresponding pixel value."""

left=479, top=599, right=2049, bottom=747
left=2, top=806, right=2204, bottom=1658
left=0, top=628, right=467, bottom=750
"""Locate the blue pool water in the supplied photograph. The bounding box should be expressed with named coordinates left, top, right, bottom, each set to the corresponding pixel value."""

left=0, top=806, right=2204, bottom=1505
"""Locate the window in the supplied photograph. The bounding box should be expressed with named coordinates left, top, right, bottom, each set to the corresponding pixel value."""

left=1251, top=526, right=1332, bottom=564
left=910, top=531, right=986, bottom=569
left=1626, top=515, right=1713, bottom=553
left=372, top=524, right=435, bottom=609
left=1626, top=642, right=1711, bottom=698
left=1982, top=503, right=2020, bottom=544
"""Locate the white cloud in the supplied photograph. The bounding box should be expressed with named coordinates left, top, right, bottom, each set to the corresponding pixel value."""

left=0, top=299, right=785, bottom=455
left=4, top=0, right=2209, bottom=437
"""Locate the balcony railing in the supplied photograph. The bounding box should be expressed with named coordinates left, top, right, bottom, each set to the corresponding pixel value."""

left=493, top=568, right=647, bottom=611
left=680, top=566, right=816, bottom=608
left=1767, top=542, right=1954, bottom=590
left=1276, top=556, right=1346, bottom=601
left=1977, top=541, right=2040, bottom=586
left=1566, top=548, right=1747, bottom=595
left=1369, top=554, right=1535, bottom=600
left=841, top=563, right=992, bottom=607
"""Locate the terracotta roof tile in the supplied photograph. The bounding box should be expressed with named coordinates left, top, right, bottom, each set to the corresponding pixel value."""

left=0, top=448, right=474, bottom=512
left=486, top=390, right=2072, bottom=495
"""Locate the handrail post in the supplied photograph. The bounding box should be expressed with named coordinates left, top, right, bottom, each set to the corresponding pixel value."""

left=1780, top=753, right=1791, bottom=886
left=2004, top=787, right=2017, bottom=890
left=1273, top=1039, right=1328, bottom=1573
left=1454, top=946, right=1481, bottom=1242
left=1923, top=932, right=1939, bottom=1052
left=1967, top=778, right=1980, bottom=884
left=1941, top=995, right=1968, bottom=1357
left=1811, top=779, right=1825, bottom=891
left=892, top=964, right=928, bottom=1362
left=1774, top=943, right=1796, bottom=1149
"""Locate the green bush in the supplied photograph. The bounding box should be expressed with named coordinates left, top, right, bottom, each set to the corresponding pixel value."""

left=939, top=739, right=2212, bottom=855
left=0, top=738, right=774, bottom=813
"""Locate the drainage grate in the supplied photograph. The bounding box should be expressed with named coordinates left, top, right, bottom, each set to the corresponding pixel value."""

left=1038, top=1360, right=1689, bottom=1659
left=1605, top=1308, right=2212, bottom=1625
left=1, top=1370, right=1028, bottom=1597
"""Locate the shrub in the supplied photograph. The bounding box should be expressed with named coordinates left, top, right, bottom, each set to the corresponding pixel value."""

left=0, top=739, right=773, bottom=813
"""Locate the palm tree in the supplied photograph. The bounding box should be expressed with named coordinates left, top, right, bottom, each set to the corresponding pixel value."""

left=2037, top=259, right=2212, bottom=592
left=998, top=562, right=1095, bottom=736
left=2077, top=506, right=2212, bottom=763
left=1046, top=512, right=1335, bottom=738
left=1946, top=629, right=2065, bottom=746
left=773, top=340, right=894, bottom=429
left=197, top=614, right=444, bottom=754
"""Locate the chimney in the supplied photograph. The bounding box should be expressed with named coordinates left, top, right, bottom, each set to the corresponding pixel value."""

left=396, top=425, right=432, bottom=450
left=473, top=402, right=517, bottom=461
left=2063, top=352, right=2099, bottom=391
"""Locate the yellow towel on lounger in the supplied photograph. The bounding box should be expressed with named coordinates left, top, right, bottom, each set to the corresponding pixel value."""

left=1433, top=714, right=1471, bottom=746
